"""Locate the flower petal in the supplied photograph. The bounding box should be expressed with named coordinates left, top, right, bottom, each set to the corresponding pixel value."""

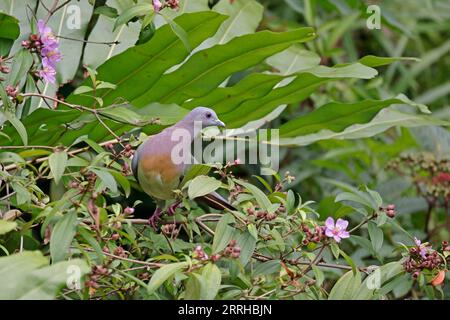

left=325, top=229, right=334, bottom=237
left=325, top=217, right=335, bottom=229
left=335, top=218, right=349, bottom=230
left=414, top=237, right=421, bottom=246
left=339, top=231, right=350, bottom=239
left=333, top=235, right=341, bottom=242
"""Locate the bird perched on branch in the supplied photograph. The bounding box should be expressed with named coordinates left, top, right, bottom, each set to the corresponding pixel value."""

left=132, top=107, right=235, bottom=228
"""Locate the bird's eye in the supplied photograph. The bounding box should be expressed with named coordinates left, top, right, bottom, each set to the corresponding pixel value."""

left=206, top=112, right=212, bottom=118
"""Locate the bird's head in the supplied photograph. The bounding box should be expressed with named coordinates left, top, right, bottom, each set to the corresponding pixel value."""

left=182, top=107, right=225, bottom=128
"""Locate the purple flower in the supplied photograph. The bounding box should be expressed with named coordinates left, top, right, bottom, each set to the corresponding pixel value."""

left=193, top=245, right=208, bottom=260
left=37, top=20, right=60, bottom=83
left=152, top=0, right=162, bottom=12
left=324, top=217, right=350, bottom=242
left=38, top=67, right=56, bottom=84
left=414, top=237, right=432, bottom=258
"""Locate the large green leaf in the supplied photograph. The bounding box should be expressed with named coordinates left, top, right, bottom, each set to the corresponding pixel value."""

left=0, top=251, right=89, bottom=299
left=328, top=269, right=362, bottom=300
left=0, top=12, right=19, bottom=56
left=147, top=261, right=189, bottom=294
left=188, top=175, right=222, bottom=199
left=50, top=211, right=78, bottom=263
left=68, top=12, right=228, bottom=109
left=201, top=0, right=264, bottom=47
left=131, top=27, right=316, bottom=106
left=279, top=108, right=449, bottom=146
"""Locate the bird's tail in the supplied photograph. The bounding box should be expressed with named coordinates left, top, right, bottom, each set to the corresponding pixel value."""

left=195, top=191, right=236, bottom=211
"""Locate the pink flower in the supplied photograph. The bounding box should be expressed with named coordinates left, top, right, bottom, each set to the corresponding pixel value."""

left=414, top=237, right=432, bottom=258
left=193, top=245, right=208, bottom=260
left=39, top=59, right=56, bottom=84
left=152, top=0, right=162, bottom=12
left=36, top=20, right=60, bottom=83
left=324, top=217, right=350, bottom=242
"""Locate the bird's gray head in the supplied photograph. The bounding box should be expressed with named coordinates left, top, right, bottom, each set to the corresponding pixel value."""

left=180, top=107, right=225, bottom=128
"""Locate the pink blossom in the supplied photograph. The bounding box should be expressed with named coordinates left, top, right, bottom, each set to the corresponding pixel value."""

left=193, top=245, right=208, bottom=260
left=152, top=0, right=162, bottom=12
left=324, top=217, right=350, bottom=242
left=414, top=237, right=432, bottom=258
left=39, top=58, right=56, bottom=84
left=37, top=20, right=60, bottom=83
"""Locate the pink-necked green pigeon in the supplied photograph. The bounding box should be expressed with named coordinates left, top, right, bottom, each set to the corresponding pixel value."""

left=132, top=107, right=234, bottom=228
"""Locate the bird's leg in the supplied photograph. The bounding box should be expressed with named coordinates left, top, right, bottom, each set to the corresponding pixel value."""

left=167, top=201, right=181, bottom=216
left=148, top=207, right=163, bottom=230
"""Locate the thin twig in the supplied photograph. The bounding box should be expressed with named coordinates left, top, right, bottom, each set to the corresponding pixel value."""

left=56, top=35, right=120, bottom=46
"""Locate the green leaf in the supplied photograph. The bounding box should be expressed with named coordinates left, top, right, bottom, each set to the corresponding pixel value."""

left=180, top=164, right=212, bottom=187
left=70, top=12, right=227, bottom=109
left=0, top=13, right=20, bottom=56
left=367, top=221, right=384, bottom=253
left=113, top=3, right=152, bottom=31
left=280, top=97, right=413, bottom=138
left=355, top=262, right=404, bottom=300
left=279, top=108, right=449, bottom=146
left=212, top=213, right=235, bottom=253
left=48, top=151, right=68, bottom=185
left=200, top=263, right=222, bottom=300
left=0, top=220, right=17, bottom=235
left=98, top=105, right=149, bottom=126
left=188, top=175, right=222, bottom=199
left=160, top=13, right=191, bottom=52
left=6, top=49, right=33, bottom=87
left=0, top=251, right=89, bottom=299
left=147, top=261, right=188, bottom=294
left=91, top=168, right=118, bottom=193
left=339, top=249, right=357, bottom=275
left=236, top=180, right=272, bottom=211
left=358, top=55, right=419, bottom=67
left=236, top=231, right=257, bottom=266
left=267, top=46, right=321, bottom=75
left=108, top=170, right=131, bottom=197
left=50, top=211, right=78, bottom=263
left=94, top=5, right=119, bottom=18
left=204, top=0, right=264, bottom=46
left=133, top=26, right=315, bottom=106
left=328, top=269, right=361, bottom=300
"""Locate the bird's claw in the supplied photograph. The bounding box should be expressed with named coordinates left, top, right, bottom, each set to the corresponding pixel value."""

left=148, top=207, right=163, bottom=230
left=167, top=201, right=181, bottom=216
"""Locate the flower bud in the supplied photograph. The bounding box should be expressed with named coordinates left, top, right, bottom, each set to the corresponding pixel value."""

left=386, top=209, right=395, bottom=218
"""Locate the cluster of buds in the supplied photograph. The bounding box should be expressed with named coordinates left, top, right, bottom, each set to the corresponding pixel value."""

left=381, top=204, right=396, bottom=218
left=403, top=238, right=448, bottom=285
left=301, top=223, right=327, bottom=245
left=247, top=207, right=278, bottom=221
left=0, top=56, right=10, bottom=77
left=161, top=223, right=179, bottom=237
left=5, top=85, right=19, bottom=101
left=152, top=0, right=179, bottom=12
left=105, top=142, right=134, bottom=176
left=229, top=184, right=244, bottom=201
left=387, top=153, right=450, bottom=200
left=21, top=34, right=43, bottom=53
left=192, top=245, right=209, bottom=261
left=113, top=246, right=128, bottom=258
left=223, top=239, right=241, bottom=259
left=85, top=264, right=110, bottom=291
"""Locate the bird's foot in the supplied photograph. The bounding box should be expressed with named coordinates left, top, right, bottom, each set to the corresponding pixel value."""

left=148, top=207, right=163, bottom=230
left=167, top=201, right=181, bottom=216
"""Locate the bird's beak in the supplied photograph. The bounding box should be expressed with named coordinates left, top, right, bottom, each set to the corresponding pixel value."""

left=215, top=119, right=225, bottom=127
